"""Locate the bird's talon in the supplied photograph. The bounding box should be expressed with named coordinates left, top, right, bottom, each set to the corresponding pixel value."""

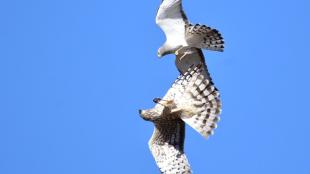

left=153, top=98, right=162, bottom=103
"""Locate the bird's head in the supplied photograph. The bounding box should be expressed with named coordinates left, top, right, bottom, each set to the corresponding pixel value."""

left=157, top=46, right=173, bottom=58
left=157, top=47, right=166, bottom=58
left=138, top=104, right=165, bottom=122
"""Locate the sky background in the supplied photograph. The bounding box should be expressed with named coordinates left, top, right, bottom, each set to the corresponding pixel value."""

left=0, top=0, right=309, bottom=173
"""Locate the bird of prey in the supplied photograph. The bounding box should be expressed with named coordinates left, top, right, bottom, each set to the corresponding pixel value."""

left=139, top=52, right=222, bottom=173
left=156, top=0, right=224, bottom=58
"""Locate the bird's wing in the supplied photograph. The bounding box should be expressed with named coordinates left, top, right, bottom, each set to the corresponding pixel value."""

left=149, top=119, right=192, bottom=174
left=185, top=24, right=224, bottom=52
left=156, top=0, right=188, bottom=44
left=171, top=63, right=222, bottom=139
left=143, top=50, right=220, bottom=172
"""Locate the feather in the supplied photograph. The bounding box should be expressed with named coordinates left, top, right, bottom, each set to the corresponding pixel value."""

left=149, top=119, right=192, bottom=174
left=171, top=63, right=221, bottom=139
left=139, top=48, right=222, bottom=173
left=185, top=24, right=224, bottom=52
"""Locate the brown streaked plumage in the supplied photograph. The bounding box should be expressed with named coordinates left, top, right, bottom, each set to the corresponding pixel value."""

left=139, top=58, right=221, bottom=173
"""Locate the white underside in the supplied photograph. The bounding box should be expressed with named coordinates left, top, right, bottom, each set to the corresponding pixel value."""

left=156, top=0, right=188, bottom=48
left=157, top=18, right=188, bottom=47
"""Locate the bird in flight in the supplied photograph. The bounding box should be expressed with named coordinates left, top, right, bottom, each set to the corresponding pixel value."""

left=156, top=0, right=224, bottom=59
left=138, top=0, right=224, bottom=172
left=139, top=59, right=221, bottom=173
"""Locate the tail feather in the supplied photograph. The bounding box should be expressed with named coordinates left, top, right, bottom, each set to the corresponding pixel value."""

left=186, top=24, right=224, bottom=52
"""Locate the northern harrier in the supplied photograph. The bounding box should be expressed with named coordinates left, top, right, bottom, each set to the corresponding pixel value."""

left=156, top=0, right=224, bottom=58
left=139, top=54, right=221, bottom=173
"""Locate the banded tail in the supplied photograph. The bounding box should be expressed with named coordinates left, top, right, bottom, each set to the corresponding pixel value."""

left=186, top=24, right=224, bottom=52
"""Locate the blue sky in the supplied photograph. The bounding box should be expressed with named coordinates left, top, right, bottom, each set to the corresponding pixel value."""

left=0, top=0, right=309, bottom=173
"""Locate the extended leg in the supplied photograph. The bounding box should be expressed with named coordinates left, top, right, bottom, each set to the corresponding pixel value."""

left=175, top=46, right=197, bottom=60
left=178, top=52, right=190, bottom=60
left=153, top=98, right=174, bottom=107
left=175, top=46, right=190, bottom=55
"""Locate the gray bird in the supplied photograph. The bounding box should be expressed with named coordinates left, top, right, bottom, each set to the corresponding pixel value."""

left=156, top=0, right=224, bottom=58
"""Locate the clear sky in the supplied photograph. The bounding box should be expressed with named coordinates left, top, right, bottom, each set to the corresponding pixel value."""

left=0, top=0, right=309, bottom=173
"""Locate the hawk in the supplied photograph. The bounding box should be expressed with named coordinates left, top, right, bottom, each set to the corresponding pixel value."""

left=139, top=50, right=221, bottom=173
left=156, top=0, right=224, bottom=58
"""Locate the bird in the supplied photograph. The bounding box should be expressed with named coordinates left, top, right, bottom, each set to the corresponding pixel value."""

left=156, top=0, right=224, bottom=58
left=139, top=106, right=191, bottom=174
left=139, top=55, right=222, bottom=173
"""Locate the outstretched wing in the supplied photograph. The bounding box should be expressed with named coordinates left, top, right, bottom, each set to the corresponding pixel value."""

left=186, top=24, right=224, bottom=52
left=170, top=63, right=222, bottom=139
left=156, top=0, right=188, bottom=45
left=149, top=119, right=192, bottom=174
